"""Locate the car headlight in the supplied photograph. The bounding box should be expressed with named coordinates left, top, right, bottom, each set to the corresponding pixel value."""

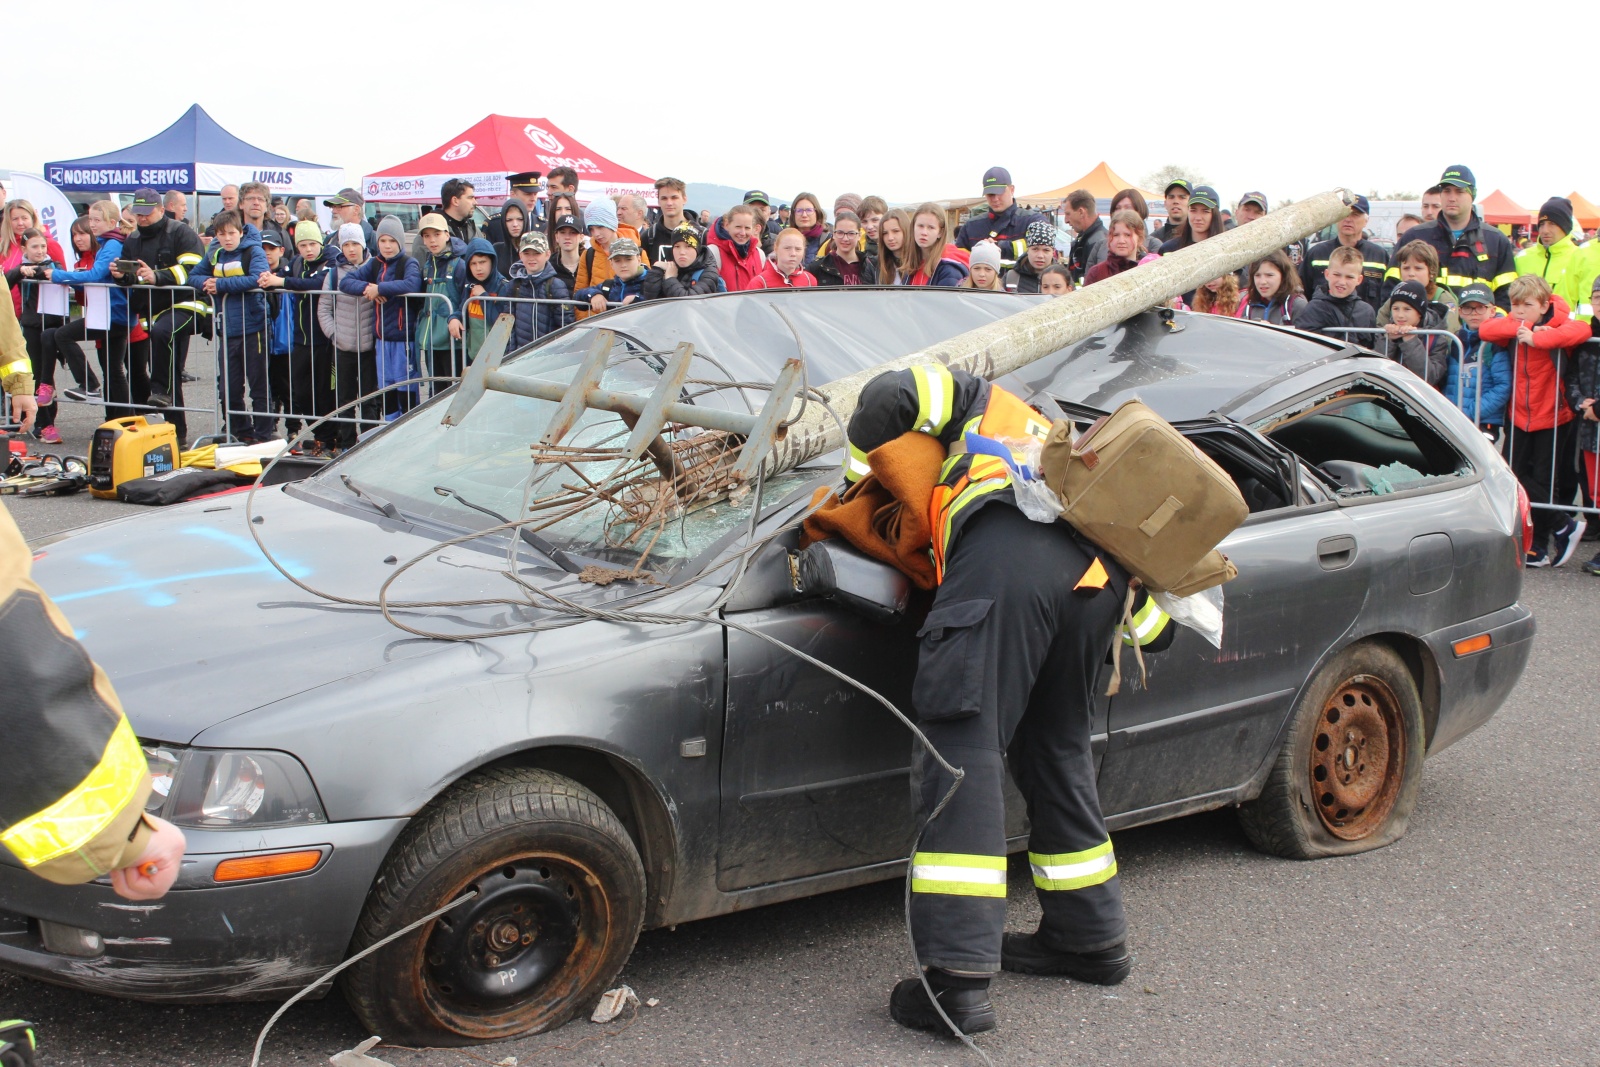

left=140, top=745, right=327, bottom=829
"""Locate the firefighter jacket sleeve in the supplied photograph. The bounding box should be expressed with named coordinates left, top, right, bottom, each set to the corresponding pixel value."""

left=845, top=366, right=990, bottom=482
left=0, top=503, right=155, bottom=884
left=0, top=275, right=35, bottom=396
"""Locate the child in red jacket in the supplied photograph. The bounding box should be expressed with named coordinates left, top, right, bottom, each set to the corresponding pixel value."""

left=749, top=229, right=817, bottom=290
left=1479, top=274, right=1589, bottom=565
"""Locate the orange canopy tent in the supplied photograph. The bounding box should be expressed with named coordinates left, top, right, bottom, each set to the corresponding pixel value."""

left=1567, top=191, right=1600, bottom=230
left=1019, top=162, right=1160, bottom=207
left=1478, top=189, right=1533, bottom=226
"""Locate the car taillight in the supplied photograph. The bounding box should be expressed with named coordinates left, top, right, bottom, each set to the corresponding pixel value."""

left=1515, top=482, right=1533, bottom=564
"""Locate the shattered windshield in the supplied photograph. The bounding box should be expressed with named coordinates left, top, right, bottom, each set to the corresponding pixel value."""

left=319, top=326, right=825, bottom=579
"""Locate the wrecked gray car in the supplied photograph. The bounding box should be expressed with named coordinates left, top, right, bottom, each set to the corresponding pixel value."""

left=0, top=290, right=1533, bottom=1044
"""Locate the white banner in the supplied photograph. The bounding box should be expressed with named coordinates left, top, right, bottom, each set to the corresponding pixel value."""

left=360, top=173, right=658, bottom=207
left=8, top=172, right=79, bottom=253
left=195, top=163, right=347, bottom=196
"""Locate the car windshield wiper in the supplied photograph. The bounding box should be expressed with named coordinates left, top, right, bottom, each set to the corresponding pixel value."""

left=433, top=485, right=580, bottom=573
left=339, top=474, right=401, bottom=519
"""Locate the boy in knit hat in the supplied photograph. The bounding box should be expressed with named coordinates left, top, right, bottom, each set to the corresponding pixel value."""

left=961, top=241, right=1005, bottom=291
left=319, top=223, right=380, bottom=450
left=259, top=220, right=339, bottom=452
left=1443, top=282, right=1513, bottom=436
left=1382, top=280, right=1448, bottom=387
left=572, top=199, right=647, bottom=319
left=1003, top=222, right=1058, bottom=295
left=338, top=215, right=421, bottom=420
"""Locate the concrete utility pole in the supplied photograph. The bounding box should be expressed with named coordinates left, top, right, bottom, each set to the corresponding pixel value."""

left=764, top=188, right=1355, bottom=474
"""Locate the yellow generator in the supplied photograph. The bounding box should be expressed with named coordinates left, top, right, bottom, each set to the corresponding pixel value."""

left=89, top=416, right=179, bottom=499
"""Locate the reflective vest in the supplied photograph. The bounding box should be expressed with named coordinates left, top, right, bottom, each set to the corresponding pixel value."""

left=928, top=380, right=1052, bottom=585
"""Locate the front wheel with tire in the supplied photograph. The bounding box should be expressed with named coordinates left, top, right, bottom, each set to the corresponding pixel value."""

left=342, top=767, right=646, bottom=1045
left=1238, top=641, right=1425, bottom=859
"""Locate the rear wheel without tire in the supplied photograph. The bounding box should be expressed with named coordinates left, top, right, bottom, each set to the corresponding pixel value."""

left=341, top=768, right=646, bottom=1045
left=1238, top=641, right=1425, bottom=859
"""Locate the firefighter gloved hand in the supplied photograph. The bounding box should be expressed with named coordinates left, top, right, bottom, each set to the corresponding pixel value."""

left=109, top=815, right=186, bottom=901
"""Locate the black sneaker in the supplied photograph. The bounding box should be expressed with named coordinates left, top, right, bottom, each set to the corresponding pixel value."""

left=1583, top=554, right=1600, bottom=576
left=147, top=391, right=172, bottom=409
left=180, top=373, right=199, bottom=383
left=61, top=386, right=102, bottom=403
left=1526, top=550, right=1550, bottom=568
left=888, top=976, right=996, bottom=1037
left=1551, top=517, right=1587, bottom=567
left=1001, top=933, right=1132, bottom=984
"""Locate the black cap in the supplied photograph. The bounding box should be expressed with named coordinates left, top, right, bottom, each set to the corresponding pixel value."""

left=1538, top=196, right=1574, bottom=234
left=1188, top=185, right=1220, bottom=210
left=1164, top=178, right=1191, bottom=196
left=553, top=214, right=581, bottom=233
left=323, top=187, right=365, bottom=207
left=1457, top=282, right=1494, bottom=307
left=982, top=167, right=1012, bottom=194
left=1390, top=280, right=1428, bottom=316
left=1438, top=165, right=1476, bottom=194
left=743, top=189, right=770, bottom=205
left=1239, top=191, right=1268, bottom=212
left=1349, top=194, right=1371, bottom=215
left=507, top=171, right=542, bottom=189
left=260, top=230, right=284, bottom=248
left=130, top=187, right=162, bottom=216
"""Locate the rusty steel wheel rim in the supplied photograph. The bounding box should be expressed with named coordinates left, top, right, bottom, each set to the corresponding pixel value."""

left=413, top=852, right=613, bottom=1040
left=1308, top=675, right=1405, bottom=840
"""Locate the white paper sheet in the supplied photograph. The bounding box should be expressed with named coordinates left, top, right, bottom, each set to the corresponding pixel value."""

left=84, top=285, right=110, bottom=330
left=36, top=283, right=69, bottom=318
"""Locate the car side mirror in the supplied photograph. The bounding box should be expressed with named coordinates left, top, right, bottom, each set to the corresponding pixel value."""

left=792, top=540, right=910, bottom=625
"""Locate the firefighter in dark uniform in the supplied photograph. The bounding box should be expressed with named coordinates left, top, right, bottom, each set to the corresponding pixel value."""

left=844, top=365, right=1172, bottom=1036
left=954, top=167, right=1048, bottom=270
left=1301, top=194, right=1389, bottom=314
left=0, top=284, right=185, bottom=900
left=113, top=187, right=206, bottom=443
left=1381, top=164, right=1518, bottom=312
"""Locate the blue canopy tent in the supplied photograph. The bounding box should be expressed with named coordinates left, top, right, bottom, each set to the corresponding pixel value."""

left=44, top=104, right=344, bottom=197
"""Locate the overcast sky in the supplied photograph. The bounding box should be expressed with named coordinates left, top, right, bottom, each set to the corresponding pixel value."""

left=7, top=1, right=1594, bottom=212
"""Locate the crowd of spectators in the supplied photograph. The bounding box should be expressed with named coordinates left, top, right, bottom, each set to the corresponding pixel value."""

left=1, top=160, right=1597, bottom=569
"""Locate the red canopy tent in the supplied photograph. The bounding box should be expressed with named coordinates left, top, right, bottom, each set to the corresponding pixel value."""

left=1478, top=189, right=1533, bottom=226
left=361, top=115, right=656, bottom=206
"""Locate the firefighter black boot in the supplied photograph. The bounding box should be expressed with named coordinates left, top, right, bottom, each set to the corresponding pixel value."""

left=1001, top=932, right=1133, bottom=984
left=889, top=970, right=997, bottom=1036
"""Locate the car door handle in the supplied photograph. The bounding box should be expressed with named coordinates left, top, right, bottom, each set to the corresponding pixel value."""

left=1317, top=535, right=1357, bottom=570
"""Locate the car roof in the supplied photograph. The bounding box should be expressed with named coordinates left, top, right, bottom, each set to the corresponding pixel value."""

left=553, top=289, right=1351, bottom=423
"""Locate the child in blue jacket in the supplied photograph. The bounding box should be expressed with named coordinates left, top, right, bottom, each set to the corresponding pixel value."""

left=576, top=238, right=648, bottom=314
left=507, top=233, right=572, bottom=348
left=190, top=211, right=272, bottom=441
left=339, top=215, right=421, bottom=420
left=447, top=238, right=509, bottom=367
left=1443, top=282, right=1513, bottom=437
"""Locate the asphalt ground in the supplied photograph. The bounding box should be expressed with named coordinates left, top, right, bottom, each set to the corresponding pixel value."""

left=1, top=360, right=1596, bottom=1065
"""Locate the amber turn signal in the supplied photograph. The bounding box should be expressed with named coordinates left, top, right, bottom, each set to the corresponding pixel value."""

left=1451, top=633, right=1492, bottom=657
left=213, top=849, right=323, bottom=883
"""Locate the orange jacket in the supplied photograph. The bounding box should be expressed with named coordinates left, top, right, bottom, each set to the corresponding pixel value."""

left=1478, top=295, right=1588, bottom=431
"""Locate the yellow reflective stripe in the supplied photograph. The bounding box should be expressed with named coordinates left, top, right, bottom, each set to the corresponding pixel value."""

left=1120, top=598, right=1170, bottom=647
left=0, top=717, right=147, bottom=870
left=0, top=358, right=31, bottom=378
left=167, top=263, right=188, bottom=285
left=938, top=475, right=1009, bottom=562
left=1384, top=267, right=1401, bottom=281
left=1362, top=262, right=1387, bottom=271
left=176, top=253, right=202, bottom=266
left=1030, top=840, right=1118, bottom=891
left=845, top=443, right=871, bottom=483
left=911, top=852, right=1007, bottom=898
left=910, top=364, right=955, bottom=436
left=173, top=301, right=211, bottom=315
left=1491, top=272, right=1517, bottom=288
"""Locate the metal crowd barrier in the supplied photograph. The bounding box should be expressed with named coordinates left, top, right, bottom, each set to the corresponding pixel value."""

left=1326, top=324, right=1599, bottom=525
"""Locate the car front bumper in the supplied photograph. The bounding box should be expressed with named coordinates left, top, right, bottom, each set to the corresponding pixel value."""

left=0, top=818, right=406, bottom=1002
left=1423, top=601, right=1536, bottom=754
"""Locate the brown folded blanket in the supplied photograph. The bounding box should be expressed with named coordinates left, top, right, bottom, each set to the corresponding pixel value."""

left=801, top=431, right=946, bottom=589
